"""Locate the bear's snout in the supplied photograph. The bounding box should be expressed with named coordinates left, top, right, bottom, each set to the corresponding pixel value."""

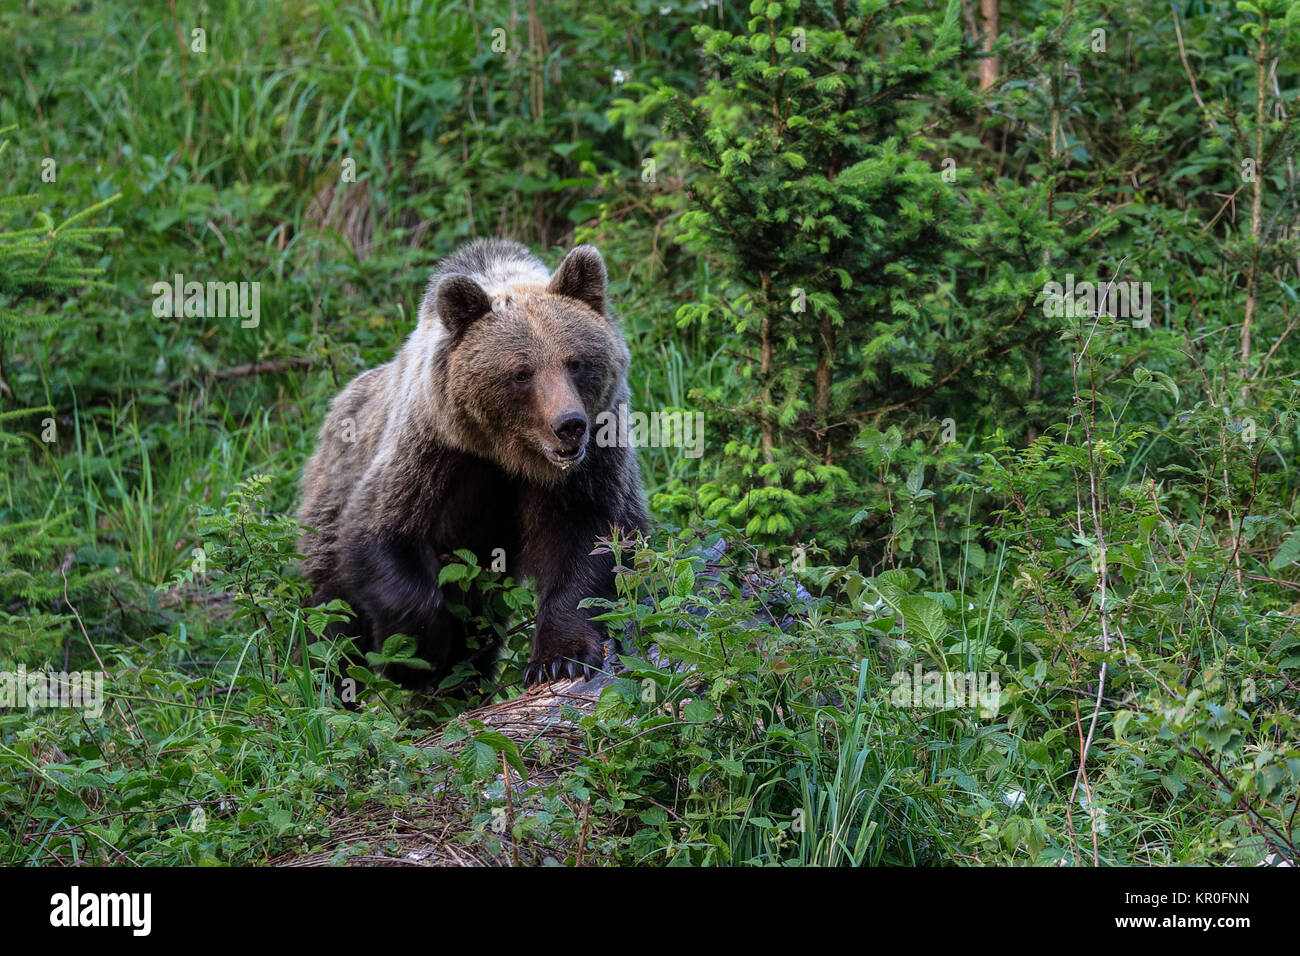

left=534, top=367, right=589, bottom=468
left=551, top=412, right=587, bottom=447
left=543, top=410, right=588, bottom=469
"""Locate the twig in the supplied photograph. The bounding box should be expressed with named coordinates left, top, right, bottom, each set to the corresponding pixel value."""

left=59, top=554, right=144, bottom=743
left=502, top=752, right=520, bottom=867
left=575, top=797, right=590, bottom=867
left=168, top=356, right=315, bottom=390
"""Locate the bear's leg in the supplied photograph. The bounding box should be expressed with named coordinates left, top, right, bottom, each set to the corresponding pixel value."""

left=347, top=534, right=455, bottom=686
left=520, top=517, right=620, bottom=684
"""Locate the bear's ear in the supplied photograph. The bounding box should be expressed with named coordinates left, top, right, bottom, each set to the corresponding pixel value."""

left=547, top=245, right=607, bottom=315
left=434, top=273, right=492, bottom=337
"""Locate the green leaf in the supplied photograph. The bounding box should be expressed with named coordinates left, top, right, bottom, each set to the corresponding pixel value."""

left=638, top=806, right=669, bottom=826
left=439, top=562, right=470, bottom=585
left=1269, top=529, right=1300, bottom=570
left=471, top=730, right=527, bottom=778
left=683, top=698, right=715, bottom=723
left=365, top=632, right=431, bottom=670
left=905, top=462, right=925, bottom=496
left=674, top=565, right=696, bottom=598
left=900, top=595, right=948, bottom=647
left=462, top=739, right=498, bottom=779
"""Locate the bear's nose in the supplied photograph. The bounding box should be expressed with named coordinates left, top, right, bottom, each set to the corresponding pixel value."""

left=552, top=413, right=588, bottom=446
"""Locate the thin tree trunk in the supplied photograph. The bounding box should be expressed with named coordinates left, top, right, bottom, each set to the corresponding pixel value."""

left=1241, top=35, right=1267, bottom=384
left=1030, top=62, right=1060, bottom=445
left=815, top=313, right=835, bottom=464
left=758, top=272, right=776, bottom=568
left=528, top=0, right=545, bottom=123
left=759, top=271, right=774, bottom=471
left=979, top=0, right=999, bottom=90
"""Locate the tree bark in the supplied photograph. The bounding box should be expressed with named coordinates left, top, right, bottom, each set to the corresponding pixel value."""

left=979, top=0, right=999, bottom=90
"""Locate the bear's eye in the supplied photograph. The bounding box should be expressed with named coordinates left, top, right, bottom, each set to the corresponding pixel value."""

left=512, top=368, right=533, bottom=385
left=567, top=358, right=586, bottom=375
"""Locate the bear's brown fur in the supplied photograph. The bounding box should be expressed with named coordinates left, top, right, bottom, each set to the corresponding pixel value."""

left=297, top=239, right=647, bottom=689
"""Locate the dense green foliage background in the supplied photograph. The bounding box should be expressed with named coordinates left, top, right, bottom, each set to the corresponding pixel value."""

left=1, top=0, right=1298, bottom=865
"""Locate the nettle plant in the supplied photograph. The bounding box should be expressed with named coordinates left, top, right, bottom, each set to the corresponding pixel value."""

left=954, top=307, right=1300, bottom=863
left=569, top=526, right=877, bottom=864
left=1, top=476, right=438, bottom=865
left=557, top=522, right=1012, bottom=865
left=433, top=550, right=537, bottom=697
left=182, top=476, right=539, bottom=715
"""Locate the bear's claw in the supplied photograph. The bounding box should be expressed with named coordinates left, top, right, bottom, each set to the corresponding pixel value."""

left=523, top=651, right=603, bottom=686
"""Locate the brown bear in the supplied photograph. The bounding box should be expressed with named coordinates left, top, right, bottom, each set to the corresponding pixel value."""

left=297, top=239, right=647, bottom=689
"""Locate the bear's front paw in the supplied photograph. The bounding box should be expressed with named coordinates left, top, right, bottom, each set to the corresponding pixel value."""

left=524, top=628, right=606, bottom=685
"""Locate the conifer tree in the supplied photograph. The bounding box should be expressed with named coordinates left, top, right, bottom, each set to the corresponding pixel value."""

left=650, top=0, right=982, bottom=555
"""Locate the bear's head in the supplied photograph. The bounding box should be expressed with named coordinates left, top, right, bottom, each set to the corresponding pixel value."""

left=431, top=245, right=630, bottom=485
